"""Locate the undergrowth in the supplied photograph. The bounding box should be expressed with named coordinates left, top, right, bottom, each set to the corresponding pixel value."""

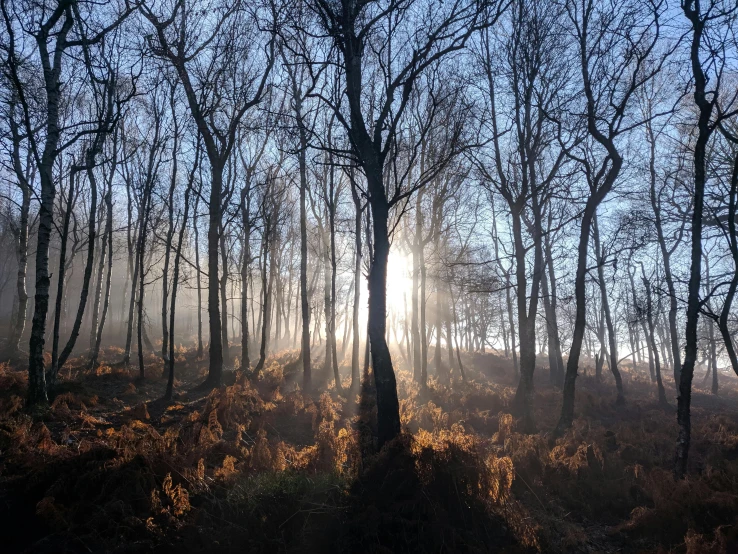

left=0, top=351, right=737, bottom=553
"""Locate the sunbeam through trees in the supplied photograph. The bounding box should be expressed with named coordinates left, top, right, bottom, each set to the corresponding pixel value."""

left=1, top=0, right=738, bottom=552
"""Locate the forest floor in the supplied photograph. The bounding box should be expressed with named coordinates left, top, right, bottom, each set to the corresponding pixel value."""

left=1, top=346, right=738, bottom=553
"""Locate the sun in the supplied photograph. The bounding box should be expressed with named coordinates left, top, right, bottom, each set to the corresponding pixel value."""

left=385, top=249, right=413, bottom=317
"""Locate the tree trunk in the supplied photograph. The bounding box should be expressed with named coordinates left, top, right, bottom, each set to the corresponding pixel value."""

left=240, top=186, right=252, bottom=371
left=367, top=192, right=401, bottom=448
left=50, top=161, right=99, bottom=383
left=676, top=4, right=711, bottom=478
left=647, top=121, right=682, bottom=385
left=51, top=172, right=77, bottom=378
left=555, top=203, right=598, bottom=435
left=8, top=170, right=31, bottom=357
left=90, top=180, right=114, bottom=368
left=351, top=186, right=362, bottom=389
left=219, top=223, right=230, bottom=367
left=203, top=164, right=224, bottom=387
left=254, top=209, right=273, bottom=376
left=643, top=272, right=667, bottom=406
left=193, top=193, right=204, bottom=359
left=165, top=162, right=193, bottom=400
left=137, top=182, right=153, bottom=380
left=593, top=214, right=624, bottom=402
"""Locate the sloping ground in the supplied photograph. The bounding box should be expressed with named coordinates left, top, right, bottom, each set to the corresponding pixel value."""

left=0, top=347, right=737, bottom=553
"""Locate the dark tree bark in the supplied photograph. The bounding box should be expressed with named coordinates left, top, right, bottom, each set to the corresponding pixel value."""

left=90, top=129, right=118, bottom=368
left=675, top=0, right=723, bottom=478
left=5, top=2, right=76, bottom=406
left=555, top=0, right=662, bottom=436
left=592, top=213, right=624, bottom=403
left=350, top=182, right=363, bottom=390
left=142, top=2, right=275, bottom=389
left=51, top=170, right=78, bottom=378
left=165, top=141, right=197, bottom=400
left=646, top=121, right=684, bottom=385
left=161, top=90, right=179, bottom=367
left=641, top=269, right=667, bottom=406
left=193, top=192, right=204, bottom=359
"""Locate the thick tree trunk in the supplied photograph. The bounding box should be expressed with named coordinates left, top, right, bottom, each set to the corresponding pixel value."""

left=511, top=207, right=542, bottom=434
left=367, top=194, right=401, bottom=448
left=26, top=12, right=74, bottom=407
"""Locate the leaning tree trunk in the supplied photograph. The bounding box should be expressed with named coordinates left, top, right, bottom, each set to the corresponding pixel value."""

left=544, top=224, right=565, bottom=386
left=49, top=164, right=99, bottom=384
left=555, top=203, right=598, bottom=436
left=51, top=172, right=77, bottom=378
